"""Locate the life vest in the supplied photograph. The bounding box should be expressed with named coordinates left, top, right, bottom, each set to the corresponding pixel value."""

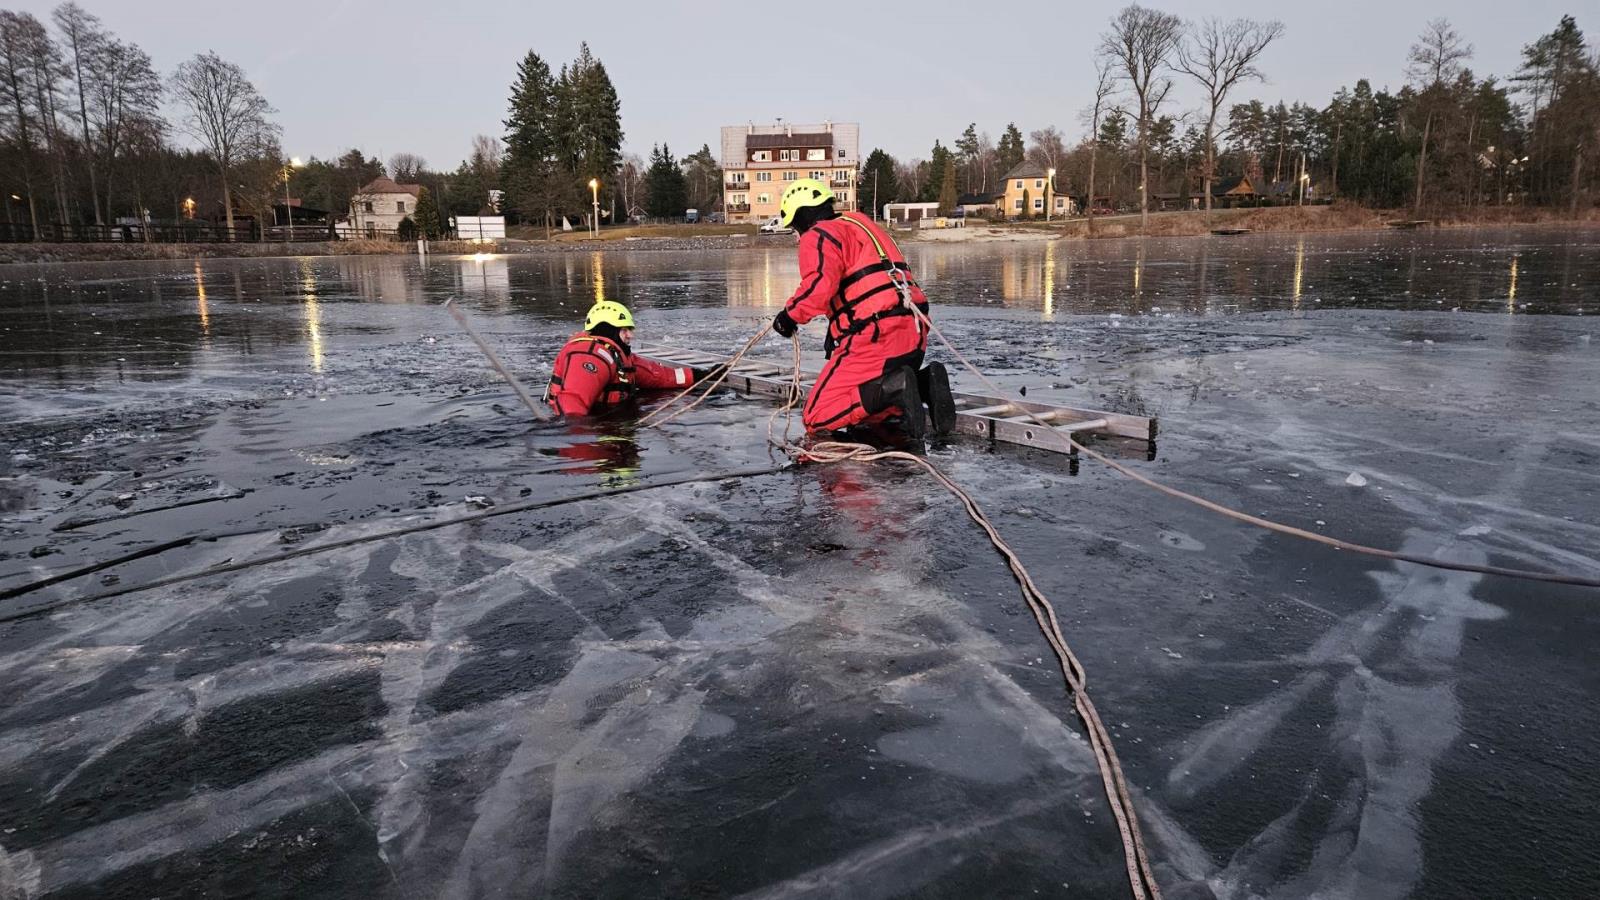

left=547, top=332, right=636, bottom=410
left=819, top=212, right=929, bottom=352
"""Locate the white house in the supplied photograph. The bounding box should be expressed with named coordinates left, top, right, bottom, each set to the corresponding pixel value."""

left=345, top=177, right=421, bottom=236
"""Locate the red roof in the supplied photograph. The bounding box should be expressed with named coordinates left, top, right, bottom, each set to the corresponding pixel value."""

left=357, top=177, right=422, bottom=197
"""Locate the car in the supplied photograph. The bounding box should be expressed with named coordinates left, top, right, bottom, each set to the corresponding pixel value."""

left=706, top=211, right=725, bottom=224
left=758, top=216, right=793, bottom=234
left=684, top=208, right=700, bottom=224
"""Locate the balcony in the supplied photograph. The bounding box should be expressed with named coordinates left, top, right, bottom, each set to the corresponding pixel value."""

left=725, top=182, right=750, bottom=192
left=726, top=203, right=751, bottom=214
left=829, top=179, right=851, bottom=189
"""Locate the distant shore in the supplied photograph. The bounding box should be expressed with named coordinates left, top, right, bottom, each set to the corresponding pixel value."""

left=0, top=205, right=1593, bottom=265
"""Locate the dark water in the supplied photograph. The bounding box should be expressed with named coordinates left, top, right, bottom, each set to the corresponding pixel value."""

left=1, top=227, right=1597, bottom=898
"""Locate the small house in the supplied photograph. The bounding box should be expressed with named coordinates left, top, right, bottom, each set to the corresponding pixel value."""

left=346, top=177, right=423, bottom=236
left=1000, top=162, right=1073, bottom=218
left=882, top=202, right=940, bottom=224
left=957, top=191, right=1003, bottom=217
left=1210, top=176, right=1258, bottom=208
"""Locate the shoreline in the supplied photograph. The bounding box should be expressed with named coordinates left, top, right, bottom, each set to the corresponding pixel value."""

left=0, top=207, right=1593, bottom=265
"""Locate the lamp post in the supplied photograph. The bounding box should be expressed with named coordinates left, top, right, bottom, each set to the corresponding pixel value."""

left=1046, top=168, right=1057, bottom=222
left=283, top=156, right=304, bottom=243
left=588, top=178, right=600, bottom=237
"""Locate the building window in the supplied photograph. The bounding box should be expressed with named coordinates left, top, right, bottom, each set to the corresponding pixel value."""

left=838, top=191, right=849, bottom=203
left=757, top=194, right=770, bottom=204
left=837, top=148, right=846, bottom=159
left=363, top=201, right=374, bottom=213
left=809, top=171, right=825, bottom=180
left=756, top=171, right=772, bottom=182
left=753, top=151, right=770, bottom=162
left=730, top=173, right=747, bottom=184
left=835, top=170, right=850, bottom=181
left=1014, top=199, right=1023, bottom=210
left=733, top=194, right=746, bottom=204
left=782, top=171, right=797, bottom=181
left=1035, top=180, right=1044, bottom=189
left=807, top=148, right=826, bottom=161
left=397, top=201, right=406, bottom=214
left=1015, top=180, right=1023, bottom=189
left=1033, top=199, right=1044, bottom=210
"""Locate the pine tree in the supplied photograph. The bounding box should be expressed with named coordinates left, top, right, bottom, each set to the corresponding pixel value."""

left=937, top=157, right=958, bottom=215
left=921, top=141, right=953, bottom=202
left=860, top=148, right=899, bottom=217
left=680, top=143, right=722, bottom=211
left=644, top=143, right=687, bottom=218
left=414, top=186, right=443, bottom=239
left=564, top=43, right=624, bottom=205
left=1019, top=187, right=1032, bottom=220
left=502, top=50, right=564, bottom=228
left=997, top=123, right=1026, bottom=172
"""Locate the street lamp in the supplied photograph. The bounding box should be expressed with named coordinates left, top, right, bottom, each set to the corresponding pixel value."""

left=283, top=156, right=304, bottom=243
left=588, top=178, right=600, bottom=237
left=1046, top=168, right=1057, bottom=221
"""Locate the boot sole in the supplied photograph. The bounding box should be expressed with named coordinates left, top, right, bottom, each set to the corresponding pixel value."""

left=925, top=363, right=956, bottom=436
left=895, top=367, right=926, bottom=441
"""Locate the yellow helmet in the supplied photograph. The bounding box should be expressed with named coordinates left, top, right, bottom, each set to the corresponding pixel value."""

left=779, top=178, right=835, bottom=228
left=584, top=300, right=634, bottom=330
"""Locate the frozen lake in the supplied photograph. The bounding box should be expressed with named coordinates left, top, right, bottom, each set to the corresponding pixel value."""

left=1, top=227, right=1597, bottom=898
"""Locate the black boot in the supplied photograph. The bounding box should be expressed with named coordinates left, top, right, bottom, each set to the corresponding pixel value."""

left=918, top=362, right=956, bottom=437
left=860, top=366, right=925, bottom=440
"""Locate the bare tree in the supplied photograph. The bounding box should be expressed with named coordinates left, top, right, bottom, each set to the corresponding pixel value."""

left=1081, top=57, right=1118, bottom=235
left=0, top=11, right=47, bottom=234
left=1026, top=126, right=1068, bottom=173
left=1407, top=18, right=1473, bottom=212
left=469, top=133, right=502, bottom=177
left=1100, top=4, right=1183, bottom=231
left=53, top=2, right=105, bottom=223
left=87, top=39, right=161, bottom=221
left=169, top=51, right=276, bottom=235
left=389, top=152, right=425, bottom=183
left=1174, top=16, right=1284, bottom=221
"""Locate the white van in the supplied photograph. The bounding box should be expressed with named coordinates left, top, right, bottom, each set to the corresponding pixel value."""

left=758, top=216, right=792, bottom=234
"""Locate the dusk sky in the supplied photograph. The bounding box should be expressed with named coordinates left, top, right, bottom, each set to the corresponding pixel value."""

left=7, top=0, right=1585, bottom=169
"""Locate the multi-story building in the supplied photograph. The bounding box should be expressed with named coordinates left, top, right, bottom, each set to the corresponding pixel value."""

left=721, top=122, right=859, bottom=225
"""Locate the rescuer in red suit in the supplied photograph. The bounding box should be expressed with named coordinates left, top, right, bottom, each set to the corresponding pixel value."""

left=545, top=301, right=720, bottom=416
left=768, top=178, right=956, bottom=440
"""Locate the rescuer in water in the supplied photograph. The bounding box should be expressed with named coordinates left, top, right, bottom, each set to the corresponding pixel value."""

left=546, top=301, right=720, bottom=416
left=768, top=178, right=955, bottom=440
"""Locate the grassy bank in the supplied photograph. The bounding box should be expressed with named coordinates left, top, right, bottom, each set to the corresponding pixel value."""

left=505, top=223, right=757, bottom=242
left=907, top=203, right=1599, bottom=242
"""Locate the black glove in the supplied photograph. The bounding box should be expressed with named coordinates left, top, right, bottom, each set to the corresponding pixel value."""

left=690, top=364, right=728, bottom=383
left=772, top=309, right=798, bottom=338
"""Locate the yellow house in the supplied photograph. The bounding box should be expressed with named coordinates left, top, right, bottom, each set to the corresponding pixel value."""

left=721, top=122, right=860, bottom=224
left=999, top=162, right=1073, bottom=219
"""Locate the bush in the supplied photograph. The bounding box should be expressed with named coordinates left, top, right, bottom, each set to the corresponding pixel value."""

left=396, top=217, right=417, bottom=241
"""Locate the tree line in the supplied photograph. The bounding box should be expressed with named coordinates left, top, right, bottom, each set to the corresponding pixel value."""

left=0, top=3, right=512, bottom=239
left=859, top=9, right=1598, bottom=224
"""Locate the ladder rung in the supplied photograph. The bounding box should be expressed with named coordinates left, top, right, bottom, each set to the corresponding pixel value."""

left=1004, top=410, right=1059, bottom=423
left=962, top=403, right=1014, bottom=417
left=1056, top=418, right=1109, bottom=433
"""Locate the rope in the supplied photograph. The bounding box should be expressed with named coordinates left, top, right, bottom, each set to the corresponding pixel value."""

left=902, top=304, right=1600, bottom=590
left=757, top=345, right=1162, bottom=900
left=636, top=323, right=773, bottom=430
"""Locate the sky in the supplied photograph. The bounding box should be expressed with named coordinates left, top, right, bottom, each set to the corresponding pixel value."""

left=8, top=0, right=1584, bottom=169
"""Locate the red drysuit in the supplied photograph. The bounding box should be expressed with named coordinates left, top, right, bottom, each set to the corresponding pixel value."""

left=782, top=212, right=930, bottom=432
left=546, top=331, right=695, bottom=416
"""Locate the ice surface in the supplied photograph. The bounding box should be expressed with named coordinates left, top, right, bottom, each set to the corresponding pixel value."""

left=2, top=229, right=1597, bottom=898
